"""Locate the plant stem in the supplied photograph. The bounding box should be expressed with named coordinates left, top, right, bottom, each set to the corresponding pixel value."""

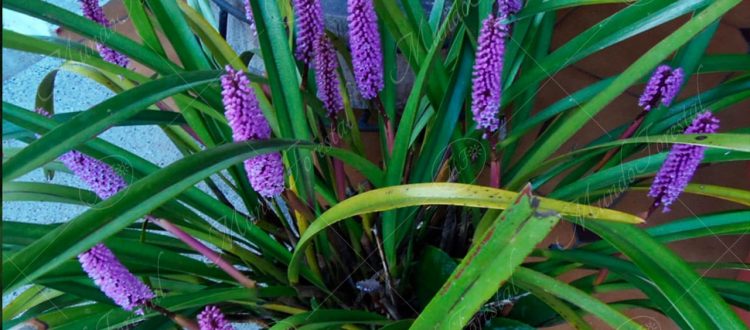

left=489, top=133, right=501, bottom=188
left=592, top=110, right=647, bottom=173
left=330, top=119, right=348, bottom=201
left=148, top=217, right=256, bottom=288
left=372, top=227, right=399, bottom=319
left=373, top=97, right=395, bottom=155
left=145, top=301, right=199, bottom=330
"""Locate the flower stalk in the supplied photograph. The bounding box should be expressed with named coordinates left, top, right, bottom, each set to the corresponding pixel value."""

left=148, top=217, right=257, bottom=288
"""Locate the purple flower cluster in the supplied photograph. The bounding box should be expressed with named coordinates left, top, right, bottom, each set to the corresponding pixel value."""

left=648, top=111, right=719, bottom=212
left=79, top=0, right=129, bottom=67
left=638, top=64, right=684, bottom=111
left=221, top=66, right=285, bottom=197
left=470, top=15, right=509, bottom=135
left=314, top=36, right=344, bottom=116
left=293, top=0, right=325, bottom=64
left=347, top=0, right=384, bottom=100
left=198, top=305, right=233, bottom=330
left=78, top=243, right=155, bottom=313
left=497, top=0, right=523, bottom=17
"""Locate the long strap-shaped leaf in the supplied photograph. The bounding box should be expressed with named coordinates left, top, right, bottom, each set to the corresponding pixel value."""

left=550, top=148, right=750, bottom=200
left=516, top=133, right=750, bottom=184
left=2, top=71, right=221, bottom=183
left=512, top=267, right=644, bottom=330
left=410, top=187, right=560, bottom=329
left=586, top=221, right=746, bottom=329
left=287, top=183, right=641, bottom=283
left=269, top=310, right=389, bottom=330
left=623, top=183, right=750, bottom=207
left=3, top=110, right=187, bottom=139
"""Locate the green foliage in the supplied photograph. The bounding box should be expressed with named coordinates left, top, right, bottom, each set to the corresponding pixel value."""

left=2, top=0, right=748, bottom=328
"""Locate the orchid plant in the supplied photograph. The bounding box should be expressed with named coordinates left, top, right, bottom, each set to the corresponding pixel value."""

left=2, top=0, right=749, bottom=329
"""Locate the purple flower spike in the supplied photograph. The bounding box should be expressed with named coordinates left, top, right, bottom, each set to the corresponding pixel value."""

left=60, top=151, right=129, bottom=200
left=348, top=0, right=384, bottom=100
left=293, top=0, right=325, bottom=63
left=497, top=0, right=523, bottom=17
left=198, top=305, right=234, bottom=330
left=314, top=36, right=345, bottom=117
left=221, top=66, right=271, bottom=141
left=470, top=16, right=509, bottom=136
left=79, top=0, right=129, bottom=67
left=648, top=111, right=719, bottom=212
left=221, top=66, right=285, bottom=197
left=79, top=243, right=155, bottom=313
left=638, top=65, right=684, bottom=111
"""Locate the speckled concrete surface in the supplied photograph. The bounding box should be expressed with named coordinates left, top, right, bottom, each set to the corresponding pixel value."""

left=2, top=55, right=189, bottom=223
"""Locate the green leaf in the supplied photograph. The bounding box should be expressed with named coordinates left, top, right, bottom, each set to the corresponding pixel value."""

left=575, top=211, right=750, bottom=259
left=177, top=0, right=243, bottom=69
left=414, top=246, right=457, bottom=307
left=484, top=318, right=536, bottom=330
left=510, top=284, right=591, bottom=330
left=410, top=39, right=474, bottom=183
left=269, top=310, right=389, bottom=330
left=411, top=187, right=560, bottom=329
left=519, top=0, right=635, bottom=17
left=34, top=69, right=57, bottom=115
left=2, top=71, right=220, bottom=183
left=374, top=0, right=448, bottom=106
left=550, top=149, right=750, bottom=200
left=3, top=110, right=187, bottom=139
left=627, top=183, right=750, bottom=207
left=122, top=0, right=167, bottom=58
left=585, top=221, right=746, bottom=329
left=3, top=182, right=99, bottom=205
left=2, top=285, right=61, bottom=320
left=525, top=133, right=750, bottom=182
left=144, top=0, right=211, bottom=71
left=512, top=268, right=643, bottom=330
